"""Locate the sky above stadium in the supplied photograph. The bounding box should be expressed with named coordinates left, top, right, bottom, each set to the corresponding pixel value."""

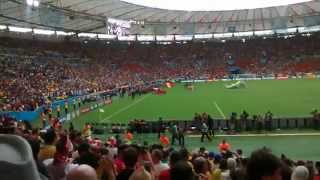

left=121, top=0, right=312, bottom=11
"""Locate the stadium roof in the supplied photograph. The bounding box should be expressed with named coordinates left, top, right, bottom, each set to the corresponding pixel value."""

left=121, top=0, right=312, bottom=11
left=0, top=0, right=320, bottom=34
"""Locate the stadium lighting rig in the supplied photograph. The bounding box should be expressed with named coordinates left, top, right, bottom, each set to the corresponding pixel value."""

left=26, top=0, right=40, bottom=7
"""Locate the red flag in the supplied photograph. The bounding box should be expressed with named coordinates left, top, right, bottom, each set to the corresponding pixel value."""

left=166, top=81, right=175, bottom=88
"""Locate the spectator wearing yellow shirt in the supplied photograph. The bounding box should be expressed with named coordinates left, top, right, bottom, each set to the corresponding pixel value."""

left=38, top=128, right=57, bottom=161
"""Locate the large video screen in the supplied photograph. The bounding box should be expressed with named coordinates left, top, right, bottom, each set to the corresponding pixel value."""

left=107, top=18, right=131, bottom=36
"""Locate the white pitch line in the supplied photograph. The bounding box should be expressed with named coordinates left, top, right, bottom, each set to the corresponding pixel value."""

left=213, top=101, right=226, bottom=119
left=188, top=133, right=320, bottom=138
left=100, top=94, right=151, bottom=122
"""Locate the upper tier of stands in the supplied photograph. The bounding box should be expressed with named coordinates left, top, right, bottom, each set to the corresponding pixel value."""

left=1, top=34, right=320, bottom=111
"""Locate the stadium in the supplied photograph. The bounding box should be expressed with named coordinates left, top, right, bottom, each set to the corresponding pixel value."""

left=1, top=0, right=320, bottom=179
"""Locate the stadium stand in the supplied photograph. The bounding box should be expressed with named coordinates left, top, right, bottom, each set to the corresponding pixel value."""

left=2, top=0, right=320, bottom=178
left=1, top=33, right=320, bottom=179
left=0, top=117, right=320, bottom=180
left=1, top=33, right=320, bottom=112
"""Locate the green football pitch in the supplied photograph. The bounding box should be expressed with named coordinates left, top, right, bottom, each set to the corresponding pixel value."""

left=73, top=79, right=320, bottom=128
left=62, top=78, right=320, bottom=160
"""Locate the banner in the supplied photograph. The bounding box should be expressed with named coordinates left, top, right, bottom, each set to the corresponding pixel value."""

left=304, top=73, right=316, bottom=79
left=0, top=111, right=39, bottom=122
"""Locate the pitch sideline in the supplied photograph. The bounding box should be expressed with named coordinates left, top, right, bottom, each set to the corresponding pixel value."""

left=213, top=101, right=226, bottom=119
left=99, top=94, right=151, bottom=122
left=188, top=132, right=320, bottom=137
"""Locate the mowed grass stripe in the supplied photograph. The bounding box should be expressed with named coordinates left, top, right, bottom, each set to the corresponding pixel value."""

left=73, top=79, right=320, bottom=124
left=99, top=94, right=152, bottom=122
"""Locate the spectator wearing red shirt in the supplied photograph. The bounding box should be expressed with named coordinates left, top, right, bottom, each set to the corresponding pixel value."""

left=315, top=161, right=320, bottom=180
left=219, top=139, right=231, bottom=154
left=158, top=151, right=182, bottom=180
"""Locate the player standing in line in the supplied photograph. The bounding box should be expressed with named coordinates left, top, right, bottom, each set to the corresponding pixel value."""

left=200, top=120, right=212, bottom=142
left=170, top=122, right=179, bottom=145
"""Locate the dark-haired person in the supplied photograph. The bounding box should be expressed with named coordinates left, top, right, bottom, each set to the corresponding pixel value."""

left=152, top=149, right=169, bottom=179
left=27, top=138, right=49, bottom=178
left=193, top=156, right=212, bottom=180
left=264, top=111, right=273, bottom=131
left=218, top=139, right=231, bottom=154
left=200, top=121, right=211, bottom=142
left=315, top=161, right=320, bottom=180
left=64, top=102, right=69, bottom=115
left=240, top=110, right=249, bottom=131
left=38, top=128, right=57, bottom=161
left=170, top=123, right=179, bottom=145
left=157, top=117, right=163, bottom=138
left=170, top=160, right=195, bottom=180
left=116, top=146, right=139, bottom=180
left=56, top=105, right=61, bottom=118
left=178, top=125, right=185, bottom=146
left=73, top=142, right=99, bottom=169
left=78, top=97, right=82, bottom=108
left=246, top=148, right=282, bottom=180
left=207, top=114, right=215, bottom=136
left=159, top=151, right=183, bottom=180
left=311, top=109, right=320, bottom=130
left=47, top=135, right=71, bottom=180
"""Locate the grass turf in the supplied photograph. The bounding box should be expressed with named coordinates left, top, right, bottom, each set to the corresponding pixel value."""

left=72, top=79, right=320, bottom=129
left=59, top=79, right=320, bottom=160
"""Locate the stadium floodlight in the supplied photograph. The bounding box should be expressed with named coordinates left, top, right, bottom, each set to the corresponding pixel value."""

left=214, top=33, right=233, bottom=39
left=298, top=25, right=320, bottom=33
left=118, top=35, right=136, bottom=41
left=194, top=34, right=213, bottom=39
left=156, top=35, right=174, bottom=41
left=8, top=26, right=32, bottom=33
left=97, top=34, right=117, bottom=39
left=0, top=25, right=7, bottom=30
left=26, top=0, right=33, bottom=6
left=175, top=35, right=193, bottom=41
left=26, top=0, right=40, bottom=7
left=276, top=28, right=297, bottom=34
left=33, top=29, right=55, bottom=35
left=158, top=41, right=172, bottom=45
left=78, top=33, right=97, bottom=38
left=141, top=41, right=151, bottom=44
left=254, top=30, right=274, bottom=36
left=233, top=31, right=254, bottom=37
left=137, top=35, right=154, bottom=41
left=56, top=31, right=75, bottom=36
left=33, top=0, right=39, bottom=7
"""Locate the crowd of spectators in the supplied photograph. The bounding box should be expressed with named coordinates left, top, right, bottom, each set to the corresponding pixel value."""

left=1, top=116, right=320, bottom=180
left=1, top=33, right=320, bottom=111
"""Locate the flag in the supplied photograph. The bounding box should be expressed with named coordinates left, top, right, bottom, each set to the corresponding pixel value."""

left=99, top=108, right=104, bottom=113
left=165, top=81, right=175, bottom=88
